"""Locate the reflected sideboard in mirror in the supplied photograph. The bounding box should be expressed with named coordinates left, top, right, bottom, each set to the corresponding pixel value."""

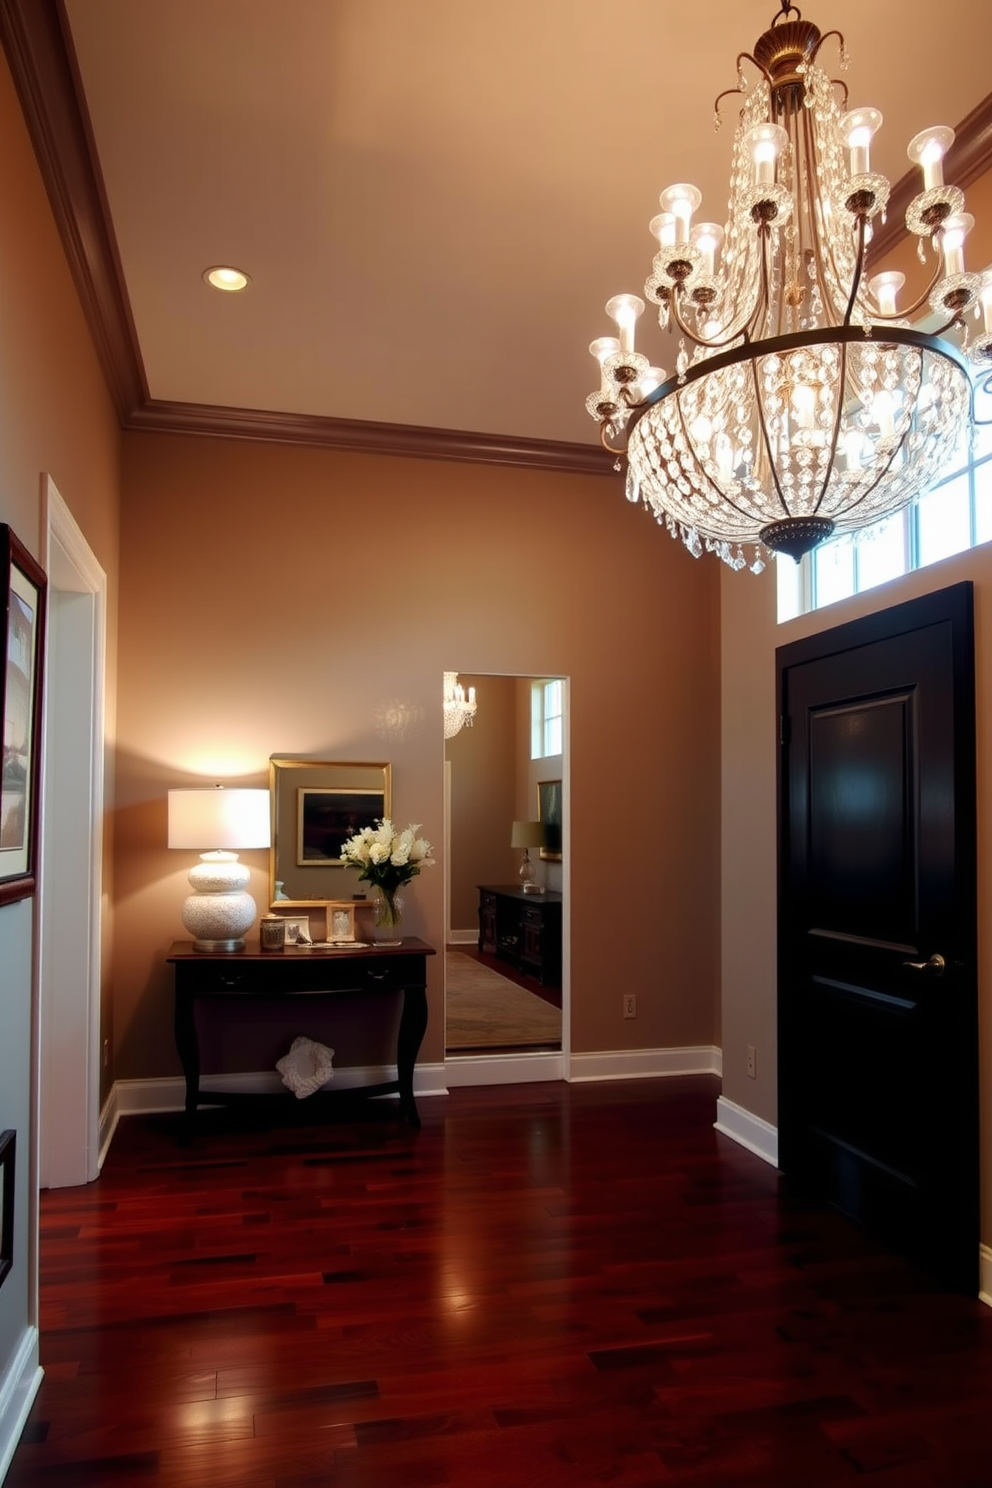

left=269, top=757, right=391, bottom=906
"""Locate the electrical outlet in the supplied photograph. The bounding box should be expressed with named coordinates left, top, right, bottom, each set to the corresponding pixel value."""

left=623, top=994, right=637, bottom=1019
left=746, top=1043, right=756, bottom=1079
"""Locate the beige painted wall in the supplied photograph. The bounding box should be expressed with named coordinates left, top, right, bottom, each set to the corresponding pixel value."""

left=116, top=431, right=722, bottom=1075
left=0, top=42, right=120, bottom=1424
left=447, top=672, right=518, bottom=930
left=721, top=545, right=992, bottom=1248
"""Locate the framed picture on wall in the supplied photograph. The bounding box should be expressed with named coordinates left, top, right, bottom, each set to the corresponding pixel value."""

left=0, top=1129, right=15, bottom=1292
left=0, top=527, right=47, bottom=907
left=538, top=779, right=562, bottom=861
left=296, top=787, right=385, bottom=866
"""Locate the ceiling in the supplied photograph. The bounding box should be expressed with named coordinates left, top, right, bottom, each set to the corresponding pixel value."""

left=4, top=0, right=992, bottom=473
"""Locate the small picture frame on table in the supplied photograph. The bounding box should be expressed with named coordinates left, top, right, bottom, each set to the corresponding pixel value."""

left=1, top=527, right=47, bottom=908
left=327, top=904, right=357, bottom=943
left=280, top=915, right=312, bottom=946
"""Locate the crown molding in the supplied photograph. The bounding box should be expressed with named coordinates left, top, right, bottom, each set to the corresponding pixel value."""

left=3, top=0, right=990, bottom=477
left=0, top=0, right=147, bottom=417
left=128, top=399, right=615, bottom=474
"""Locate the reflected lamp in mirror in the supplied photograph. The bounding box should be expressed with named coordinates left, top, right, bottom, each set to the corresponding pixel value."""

left=510, top=819, right=546, bottom=894
left=168, top=786, right=271, bottom=952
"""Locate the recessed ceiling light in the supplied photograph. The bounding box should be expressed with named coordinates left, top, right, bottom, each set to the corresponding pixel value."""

left=203, top=266, right=250, bottom=292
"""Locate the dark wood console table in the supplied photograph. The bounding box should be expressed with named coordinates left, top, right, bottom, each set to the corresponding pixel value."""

left=167, top=938, right=434, bottom=1138
left=477, top=885, right=562, bottom=985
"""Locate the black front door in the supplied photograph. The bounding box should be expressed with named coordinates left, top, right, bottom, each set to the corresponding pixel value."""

left=777, top=582, right=977, bottom=1292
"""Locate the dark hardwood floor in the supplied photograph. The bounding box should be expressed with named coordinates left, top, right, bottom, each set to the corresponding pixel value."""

left=8, top=1077, right=992, bottom=1487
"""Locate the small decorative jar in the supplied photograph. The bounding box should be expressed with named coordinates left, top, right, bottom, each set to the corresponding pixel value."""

left=260, top=914, right=286, bottom=952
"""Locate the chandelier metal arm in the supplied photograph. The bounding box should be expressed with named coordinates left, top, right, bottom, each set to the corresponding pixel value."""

left=750, top=352, right=793, bottom=519
left=842, top=212, right=869, bottom=326
left=866, top=246, right=947, bottom=323
left=811, top=338, right=850, bottom=516
left=598, top=420, right=629, bottom=456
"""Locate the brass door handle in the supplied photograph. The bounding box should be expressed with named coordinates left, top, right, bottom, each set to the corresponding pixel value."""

left=902, top=953, right=945, bottom=974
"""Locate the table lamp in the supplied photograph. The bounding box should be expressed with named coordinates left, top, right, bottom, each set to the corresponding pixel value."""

left=168, top=786, right=271, bottom=951
left=510, top=819, right=546, bottom=894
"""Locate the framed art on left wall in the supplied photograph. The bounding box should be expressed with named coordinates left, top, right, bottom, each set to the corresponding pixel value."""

left=0, top=525, right=47, bottom=906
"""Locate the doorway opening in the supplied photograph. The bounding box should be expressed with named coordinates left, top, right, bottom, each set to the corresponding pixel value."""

left=442, top=672, right=567, bottom=1079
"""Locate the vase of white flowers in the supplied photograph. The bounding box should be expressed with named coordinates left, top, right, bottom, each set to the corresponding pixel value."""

left=338, top=819, right=434, bottom=947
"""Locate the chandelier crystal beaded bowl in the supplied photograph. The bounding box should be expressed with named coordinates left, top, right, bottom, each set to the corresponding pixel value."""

left=586, top=2, right=988, bottom=571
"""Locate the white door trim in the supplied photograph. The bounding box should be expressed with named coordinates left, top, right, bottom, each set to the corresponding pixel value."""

left=38, top=475, right=106, bottom=1187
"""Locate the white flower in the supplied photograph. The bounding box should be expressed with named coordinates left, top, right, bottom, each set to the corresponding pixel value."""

left=409, top=836, right=433, bottom=864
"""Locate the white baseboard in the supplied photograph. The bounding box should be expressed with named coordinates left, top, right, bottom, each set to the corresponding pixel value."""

left=98, top=1085, right=120, bottom=1169
left=447, top=930, right=478, bottom=946
left=444, top=1052, right=564, bottom=1086
left=0, top=1327, right=42, bottom=1484
left=714, top=1094, right=779, bottom=1167
left=568, top=1045, right=722, bottom=1083
left=111, top=1062, right=450, bottom=1119
left=980, top=1244, right=992, bottom=1309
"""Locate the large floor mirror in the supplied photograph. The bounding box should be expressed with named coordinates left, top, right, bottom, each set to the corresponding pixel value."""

left=443, top=673, right=565, bottom=1058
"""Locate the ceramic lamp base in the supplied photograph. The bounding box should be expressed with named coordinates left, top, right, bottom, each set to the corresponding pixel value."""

left=181, top=851, right=257, bottom=953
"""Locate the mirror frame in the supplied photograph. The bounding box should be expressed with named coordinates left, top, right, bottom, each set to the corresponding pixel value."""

left=268, top=757, right=392, bottom=907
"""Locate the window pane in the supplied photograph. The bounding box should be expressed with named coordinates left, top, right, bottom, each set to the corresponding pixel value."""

left=813, top=538, right=855, bottom=609
left=543, top=680, right=562, bottom=758
left=854, top=513, right=907, bottom=593
left=776, top=553, right=803, bottom=622
left=974, top=458, right=992, bottom=545
left=916, top=472, right=971, bottom=567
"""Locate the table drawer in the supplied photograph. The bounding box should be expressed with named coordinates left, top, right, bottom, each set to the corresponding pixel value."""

left=174, top=953, right=423, bottom=998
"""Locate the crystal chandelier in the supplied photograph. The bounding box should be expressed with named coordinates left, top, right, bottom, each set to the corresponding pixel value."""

left=586, top=2, right=989, bottom=570
left=443, top=672, right=477, bottom=738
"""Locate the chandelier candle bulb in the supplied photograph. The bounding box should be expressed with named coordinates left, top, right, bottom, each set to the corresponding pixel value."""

left=658, top=184, right=702, bottom=243
left=590, top=336, right=620, bottom=393
left=746, top=123, right=788, bottom=185
left=691, top=222, right=724, bottom=275
left=605, top=295, right=644, bottom=352
left=868, top=270, right=906, bottom=317
left=908, top=126, right=954, bottom=191
left=841, top=108, right=882, bottom=177
left=941, top=214, right=974, bottom=279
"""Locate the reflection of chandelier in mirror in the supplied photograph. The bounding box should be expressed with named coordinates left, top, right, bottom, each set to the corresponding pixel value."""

left=586, top=2, right=988, bottom=570
left=443, top=672, right=478, bottom=738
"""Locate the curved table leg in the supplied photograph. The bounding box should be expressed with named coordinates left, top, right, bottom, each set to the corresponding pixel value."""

left=397, top=984, right=428, bottom=1127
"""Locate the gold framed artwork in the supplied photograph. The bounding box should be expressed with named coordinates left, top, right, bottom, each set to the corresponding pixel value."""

left=538, top=779, right=562, bottom=861
left=0, top=527, right=46, bottom=907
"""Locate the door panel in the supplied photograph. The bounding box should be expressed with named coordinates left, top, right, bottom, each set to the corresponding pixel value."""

left=777, top=583, right=977, bottom=1293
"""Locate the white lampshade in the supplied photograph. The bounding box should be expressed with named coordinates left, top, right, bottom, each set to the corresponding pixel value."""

left=167, top=787, right=271, bottom=849
left=168, top=787, right=270, bottom=952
